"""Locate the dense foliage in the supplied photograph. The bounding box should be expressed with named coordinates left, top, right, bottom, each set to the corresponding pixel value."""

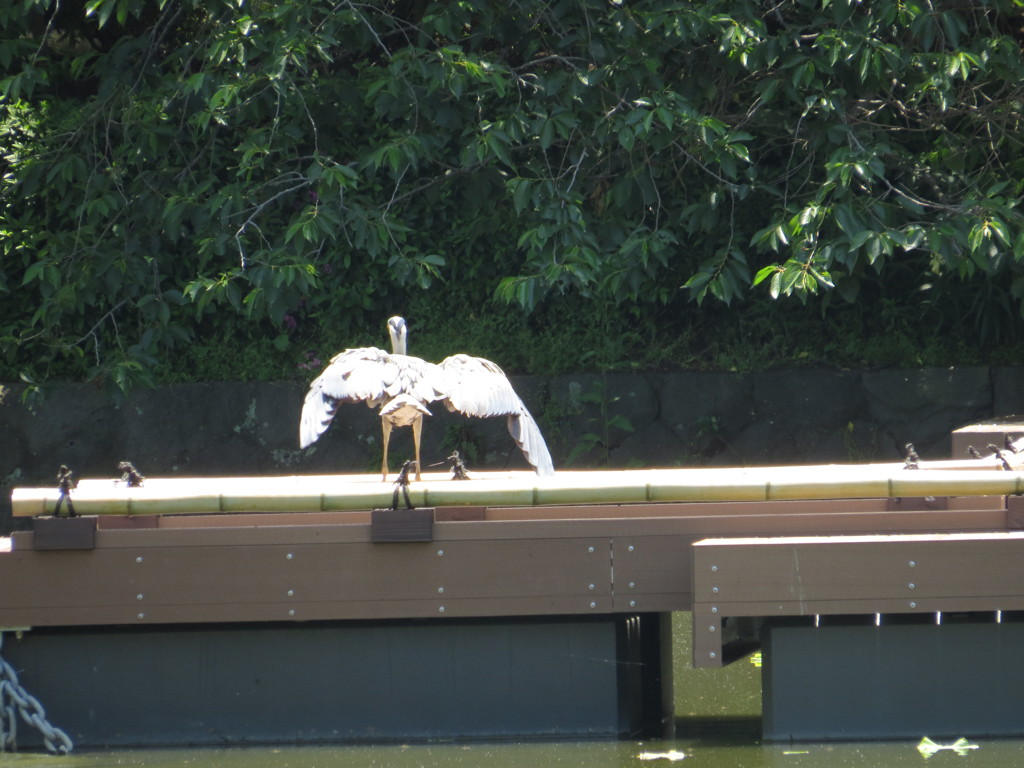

left=3, top=0, right=1024, bottom=390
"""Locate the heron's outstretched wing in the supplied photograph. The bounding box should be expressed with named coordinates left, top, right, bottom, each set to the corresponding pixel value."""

left=300, top=347, right=395, bottom=448
left=438, top=354, right=554, bottom=476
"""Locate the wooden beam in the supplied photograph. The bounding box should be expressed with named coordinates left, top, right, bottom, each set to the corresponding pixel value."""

left=2, top=494, right=1015, bottom=633
left=0, top=525, right=617, bottom=628
left=691, top=531, right=1024, bottom=667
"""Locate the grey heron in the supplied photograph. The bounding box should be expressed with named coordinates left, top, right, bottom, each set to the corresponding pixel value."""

left=299, top=316, right=554, bottom=480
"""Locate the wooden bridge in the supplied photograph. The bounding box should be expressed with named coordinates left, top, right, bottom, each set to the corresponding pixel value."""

left=4, top=423, right=1024, bottom=746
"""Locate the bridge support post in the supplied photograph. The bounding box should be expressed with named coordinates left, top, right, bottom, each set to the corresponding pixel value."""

left=763, top=615, right=1024, bottom=741
left=3, top=613, right=671, bottom=748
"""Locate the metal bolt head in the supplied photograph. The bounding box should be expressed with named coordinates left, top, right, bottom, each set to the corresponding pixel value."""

left=437, top=586, right=445, bottom=594
left=136, top=594, right=144, bottom=601
left=438, top=606, right=446, bottom=613
left=628, top=545, right=635, bottom=552
left=286, top=553, right=294, bottom=560
left=287, top=589, right=294, bottom=597
left=589, top=601, right=597, bottom=609
left=909, top=560, right=916, bottom=567
left=711, top=606, right=719, bottom=614
left=908, top=583, right=916, bottom=589
left=628, top=582, right=636, bottom=589
left=588, top=546, right=595, bottom=553
left=437, top=549, right=445, bottom=557
left=135, top=556, right=143, bottom=563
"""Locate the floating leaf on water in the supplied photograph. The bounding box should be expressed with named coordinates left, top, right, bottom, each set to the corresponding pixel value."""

left=917, top=736, right=979, bottom=758
left=637, top=752, right=686, bottom=762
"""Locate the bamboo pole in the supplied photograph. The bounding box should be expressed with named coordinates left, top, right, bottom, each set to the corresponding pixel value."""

left=11, top=457, right=1024, bottom=517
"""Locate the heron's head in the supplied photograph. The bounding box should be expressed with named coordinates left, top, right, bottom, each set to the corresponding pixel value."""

left=387, top=316, right=408, bottom=355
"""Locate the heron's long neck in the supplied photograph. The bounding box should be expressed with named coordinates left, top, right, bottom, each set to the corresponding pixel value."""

left=389, top=329, right=407, bottom=355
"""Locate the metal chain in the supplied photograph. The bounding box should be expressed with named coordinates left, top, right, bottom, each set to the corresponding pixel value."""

left=0, top=632, right=74, bottom=754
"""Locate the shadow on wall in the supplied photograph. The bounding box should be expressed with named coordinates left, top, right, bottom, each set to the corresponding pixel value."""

left=2, top=367, right=1023, bottom=533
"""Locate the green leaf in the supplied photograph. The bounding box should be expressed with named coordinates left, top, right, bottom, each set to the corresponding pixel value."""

left=780, top=262, right=803, bottom=295
left=752, top=265, right=778, bottom=287
left=21, top=260, right=46, bottom=286
left=989, top=218, right=1011, bottom=248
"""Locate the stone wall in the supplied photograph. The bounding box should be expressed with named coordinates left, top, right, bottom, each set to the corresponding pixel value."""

left=3, top=367, right=1023, bottom=533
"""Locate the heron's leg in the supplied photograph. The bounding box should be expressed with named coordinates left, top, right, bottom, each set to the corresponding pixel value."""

left=381, top=420, right=392, bottom=481
left=413, top=416, right=423, bottom=481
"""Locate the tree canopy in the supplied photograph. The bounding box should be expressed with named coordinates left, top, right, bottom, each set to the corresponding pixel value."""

left=3, top=0, right=1024, bottom=390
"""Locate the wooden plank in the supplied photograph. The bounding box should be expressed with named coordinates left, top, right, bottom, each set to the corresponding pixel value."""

left=156, top=510, right=370, bottom=528
left=484, top=498, right=897, bottom=520
left=691, top=532, right=1024, bottom=666
left=94, top=523, right=374, bottom=548
left=0, top=534, right=614, bottom=628
left=438, top=508, right=1009, bottom=542
left=426, top=538, right=612, bottom=600
left=35, top=502, right=1006, bottom=548
left=488, top=498, right=946, bottom=522
left=696, top=596, right=1024, bottom=618
left=612, top=534, right=698, bottom=609
left=691, top=602, right=725, bottom=667
left=63, top=499, right=917, bottom=529
left=0, top=596, right=619, bottom=628
left=80, top=499, right=938, bottom=528
left=694, top=532, right=1024, bottom=604
left=885, top=496, right=948, bottom=511
left=118, top=539, right=609, bottom=604
left=1008, top=495, right=1024, bottom=529
left=611, top=593, right=690, bottom=613
left=97, top=515, right=160, bottom=530
left=948, top=495, right=1006, bottom=510
left=435, top=506, right=486, bottom=522
left=0, top=549, right=136, bottom=613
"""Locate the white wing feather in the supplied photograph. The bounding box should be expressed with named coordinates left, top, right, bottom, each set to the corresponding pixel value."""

left=299, top=347, right=443, bottom=448
left=438, top=354, right=554, bottom=476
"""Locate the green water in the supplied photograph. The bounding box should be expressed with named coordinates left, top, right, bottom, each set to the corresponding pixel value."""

left=3, top=614, right=1018, bottom=767
left=5, top=733, right=1022, bottom=768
